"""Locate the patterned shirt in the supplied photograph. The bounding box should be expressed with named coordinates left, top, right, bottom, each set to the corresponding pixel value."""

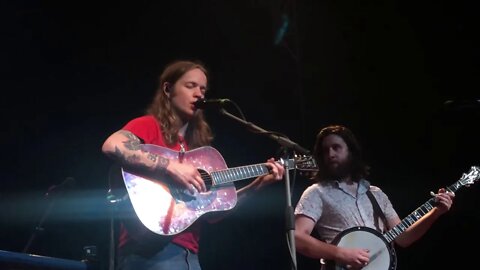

left=294, top=179, right=398, bottom=243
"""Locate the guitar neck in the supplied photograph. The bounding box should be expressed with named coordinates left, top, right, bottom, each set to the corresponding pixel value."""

left=383, top=179, right=464, bottom=243
left=210, top=159, right=295, bottom=185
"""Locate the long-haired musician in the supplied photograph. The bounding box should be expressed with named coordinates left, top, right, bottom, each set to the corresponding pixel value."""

left=294, top=125, right=454, bottom=269
left=101, top=59, right=284, bottom=270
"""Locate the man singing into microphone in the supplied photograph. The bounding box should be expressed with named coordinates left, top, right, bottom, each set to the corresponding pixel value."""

left=101, top=59, right=285, bottom=270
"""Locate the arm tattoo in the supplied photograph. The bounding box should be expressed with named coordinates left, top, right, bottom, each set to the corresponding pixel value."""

left=146, top=153, right=169, bottom=173
left=147, top=152, right=158, bottom=163
left=113, top=146, right=140, bottom=163
left=119, top=130, right=142, bottom=151
left=156, top=156, right=169, bottom=173
left=116, top=130, right=169, bottom=173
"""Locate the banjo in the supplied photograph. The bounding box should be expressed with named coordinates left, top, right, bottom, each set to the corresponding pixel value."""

left=323, top=165, right=480, bottom=270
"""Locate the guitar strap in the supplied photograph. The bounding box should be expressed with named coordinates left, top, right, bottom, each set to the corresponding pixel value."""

left=366, top=190, right=388, bottom=233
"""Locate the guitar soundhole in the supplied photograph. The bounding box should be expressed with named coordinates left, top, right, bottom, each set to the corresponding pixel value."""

left=167, top=169, right=218, bottom=210
left=198, top=169, right=213, bottom=190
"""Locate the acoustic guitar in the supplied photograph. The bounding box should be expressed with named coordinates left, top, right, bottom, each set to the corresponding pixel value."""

left=121, top=144, right=318, bottom=236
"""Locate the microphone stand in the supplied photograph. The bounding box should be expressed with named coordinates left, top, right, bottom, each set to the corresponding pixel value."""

left=219, top=108, right=309, bottom=270
left=22, top=190, right=57, bottom=253
left=23, top=178, right=75, bottom=254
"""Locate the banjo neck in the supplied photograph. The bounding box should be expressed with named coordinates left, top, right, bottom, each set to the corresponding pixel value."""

left=383, top=167, right=479, bottom=243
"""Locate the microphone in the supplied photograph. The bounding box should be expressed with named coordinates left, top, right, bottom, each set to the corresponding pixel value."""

left=45, top=177, right=76, bottom=197
left=444, top=99, right=480, bottom=107
left=194, top=98, right=230, bottom=109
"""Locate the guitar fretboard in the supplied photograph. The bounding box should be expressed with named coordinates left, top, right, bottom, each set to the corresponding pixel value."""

left=211, top=164, right=270, bottom=185
left=383, top=180, right=464, bottom=243
left=209, top=159, right=297, bottom=186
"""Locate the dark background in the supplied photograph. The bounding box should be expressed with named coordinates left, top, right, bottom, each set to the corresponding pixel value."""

left=1, top=1, right=479, bottom=269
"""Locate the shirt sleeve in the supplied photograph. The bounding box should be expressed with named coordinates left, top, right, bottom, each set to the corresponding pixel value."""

left=294, top=184, right=323, bottom=223
left=373, top=187, right=399, bottom=221
left=122, top=115, right=161, bottom=144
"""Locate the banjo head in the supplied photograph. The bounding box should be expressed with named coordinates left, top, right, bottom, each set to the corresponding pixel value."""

left=330, top=226, right=397, bottom=270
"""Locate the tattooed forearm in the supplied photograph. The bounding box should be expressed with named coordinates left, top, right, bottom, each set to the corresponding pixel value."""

left=119, top=130, right=142, bottom=151
left=112, top=145, right=162, bottom=172
left=147, top=152, right=158, bottom=163
left=146, top=152, right=169, bottom=173
left=111, top=146, right=140, bottom=163
left=100, top=130, right=172, bottom=176
left=157, top=156, right=169, bottom=172
left=111, top=131, right=170, bottom=174
left=126, top=153, right=141, bottom=163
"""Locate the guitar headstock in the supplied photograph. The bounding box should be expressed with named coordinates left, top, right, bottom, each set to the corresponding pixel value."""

left=293, top=155, right=318, bottom=173
left=459, top=166, right=480, bottom=187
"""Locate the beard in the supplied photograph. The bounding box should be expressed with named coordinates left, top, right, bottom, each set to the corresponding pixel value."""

left=323, top=158, right=352, bottom=180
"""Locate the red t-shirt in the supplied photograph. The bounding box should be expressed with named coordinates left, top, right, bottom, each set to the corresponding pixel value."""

left=118, top=115, right=201, bottom=254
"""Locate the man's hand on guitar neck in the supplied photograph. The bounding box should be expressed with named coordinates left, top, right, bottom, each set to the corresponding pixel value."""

left=165, top=160, right=207, bottom=193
